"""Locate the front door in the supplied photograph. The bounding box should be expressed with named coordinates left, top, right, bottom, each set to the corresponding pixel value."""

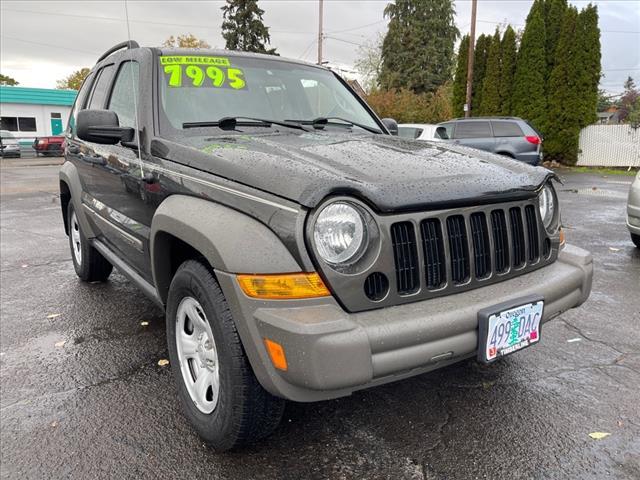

left=50, top=113, right=63, bottom=135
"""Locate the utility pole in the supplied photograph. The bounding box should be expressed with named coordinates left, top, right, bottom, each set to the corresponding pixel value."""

left=465, top=0, right=477, bottom=118
left=317, top=0, right=324, bottom=65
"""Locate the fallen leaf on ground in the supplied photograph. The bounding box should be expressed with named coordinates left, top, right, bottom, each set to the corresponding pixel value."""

left=588, top=432, right=611, bottom=440
left=140, top=321, right=149, bottom=326
left=47, top=313, right=61, bottom=319
left=567, top=338, right=582, bottom=343
left=54, top=340, right=66, bottom=348
left=609, top=247, right=620, bottom=252
left=157, top=359, right=169, bottom=367
left=21, top=264, right=28, bottom=268
left=50, top=421, right=58, bottom=428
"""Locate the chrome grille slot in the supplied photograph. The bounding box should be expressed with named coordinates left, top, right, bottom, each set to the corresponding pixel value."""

left=491, top=209, right=509, bottom=273
left=525, top=205, right=540, bottom=262
left=510, top=207, right=526, bottom=268
left=470, top=212, right=491, bottom=279
left=446, top=215, right=470, bottom=284
left=420, top=218, right=445, bottom=289
left=390, top=222, right=419, bottom=295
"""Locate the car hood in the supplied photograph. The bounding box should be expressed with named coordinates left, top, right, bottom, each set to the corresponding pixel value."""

left=154, top=130, right=552, bottom=212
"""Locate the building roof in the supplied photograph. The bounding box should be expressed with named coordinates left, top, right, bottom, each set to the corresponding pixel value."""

left=0, top=86, right=77, bottom=106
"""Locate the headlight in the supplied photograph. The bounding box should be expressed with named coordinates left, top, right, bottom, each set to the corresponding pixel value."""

left=538, top=184, right=557, bottom=231
left=314, top=202, right=367, bottom=264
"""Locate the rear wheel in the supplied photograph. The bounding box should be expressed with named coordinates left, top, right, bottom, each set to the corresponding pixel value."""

left=166, top=260, right=284, bottom=450
left=632, top=233, right=640, bottom=249
left=67, top=203, right=113, bottom=282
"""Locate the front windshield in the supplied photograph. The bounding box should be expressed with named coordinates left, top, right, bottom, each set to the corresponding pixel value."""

left=158, top=54, right=380, bottom=132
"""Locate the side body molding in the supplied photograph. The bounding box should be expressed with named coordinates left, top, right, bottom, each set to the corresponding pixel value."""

left=151, top=195, right=302, bottom=303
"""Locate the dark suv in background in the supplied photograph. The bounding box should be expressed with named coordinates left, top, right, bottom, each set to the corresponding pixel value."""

left=435, top=117, right=543, bottom=165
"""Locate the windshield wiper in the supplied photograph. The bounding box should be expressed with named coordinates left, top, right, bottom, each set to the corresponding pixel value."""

left=183, top=117, right=309, bottom=131
left=286, top=117, right=382, bottom=134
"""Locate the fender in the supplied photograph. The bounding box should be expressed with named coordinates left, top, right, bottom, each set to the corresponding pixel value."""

left=151, top=195, right=302, bottom=303
left=59, top=161, right=97, bottom=239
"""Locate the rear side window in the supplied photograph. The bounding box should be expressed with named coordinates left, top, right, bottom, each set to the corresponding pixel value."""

left=453, top=121, right=492, bottom=139
left=492, top=121, right=524, bottom=137
left=398, top=127, right=423, bottom=139
left=87, top=64, right=116, bottom=109
left=436, top=123, right=453, bottom=139
left=108, top=61, right=140, bottom=129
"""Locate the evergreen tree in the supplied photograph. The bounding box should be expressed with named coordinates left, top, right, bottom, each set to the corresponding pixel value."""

left=619, top=77, right=640, bottom=122
left=512, top=0, right=547, bottom=132
left=0, top=74, right=19, bottom=86
left=379, top=0, right=459, bottom=94
left=544, top=0, right=568, bottom=77
left=574, top=4, right=601, bottom=128
left=499, top=26, right=517, bottom=115
left=479, top=29, right=502, bottom=115
left=452, top=35, right=470, bottom=117
left=545, top=6, right=581, bottom=164
left=471, top=34, right=491, bottom=114
left=221, top=0, right=277, bottom=54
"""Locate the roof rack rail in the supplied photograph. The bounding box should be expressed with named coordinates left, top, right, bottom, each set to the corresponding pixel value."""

left=97, top=40, right=140, bottom=63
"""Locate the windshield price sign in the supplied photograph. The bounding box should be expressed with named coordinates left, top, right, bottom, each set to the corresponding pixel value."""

left=160, top=56, right=246, bottom=90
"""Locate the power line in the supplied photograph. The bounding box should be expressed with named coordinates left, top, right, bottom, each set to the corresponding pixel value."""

left=326, top=19, right=386, bottom=34
left=1, top=35, right=100, bottom=56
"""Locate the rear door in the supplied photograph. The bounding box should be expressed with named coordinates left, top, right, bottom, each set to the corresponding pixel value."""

left=452, top=120, right=495, bottom=152
left=491, top=120, right=525, bottom=157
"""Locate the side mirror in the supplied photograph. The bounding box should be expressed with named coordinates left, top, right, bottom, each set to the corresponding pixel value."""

left=76, top=109, right=134, bottom=144
left=381, top=118, right=398, bottom=136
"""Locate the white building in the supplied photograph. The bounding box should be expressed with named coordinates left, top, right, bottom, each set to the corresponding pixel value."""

left=0, top=86, right=76, bottom=145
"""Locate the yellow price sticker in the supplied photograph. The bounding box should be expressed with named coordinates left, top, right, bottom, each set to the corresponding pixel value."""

left=160, top=56, right=246, bottom=90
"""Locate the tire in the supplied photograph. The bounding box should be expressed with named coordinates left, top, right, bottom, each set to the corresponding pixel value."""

left=67, top=203, right=113, bottom=282
left=632, top=233, right=640, bottom=249
left=166, top=260, right=285, bottom=450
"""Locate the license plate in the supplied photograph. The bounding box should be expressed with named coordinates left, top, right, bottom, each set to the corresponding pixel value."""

left=478, top=296, right=544, bottom=363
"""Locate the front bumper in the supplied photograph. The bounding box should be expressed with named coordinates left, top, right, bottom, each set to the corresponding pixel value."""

left=217, top=244, right=593, bottom=402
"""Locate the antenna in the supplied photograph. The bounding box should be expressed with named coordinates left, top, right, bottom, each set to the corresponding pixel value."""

left=123, top=0, right=144, bottom=179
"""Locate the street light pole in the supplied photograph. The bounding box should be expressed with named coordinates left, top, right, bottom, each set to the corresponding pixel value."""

left=465, top=0, right=477, bottom=118
left=317, top=0, right=324, bottom=65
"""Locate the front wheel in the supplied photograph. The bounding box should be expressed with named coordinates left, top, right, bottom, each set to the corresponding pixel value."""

left=67, top=203, right=113, bottom=282
left=166, top=260, right=284, bottom=450
left=632, top=233, right=640, bottom=249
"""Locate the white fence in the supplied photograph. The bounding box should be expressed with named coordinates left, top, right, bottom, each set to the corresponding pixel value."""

left=577, top=124, right=640, bottom=167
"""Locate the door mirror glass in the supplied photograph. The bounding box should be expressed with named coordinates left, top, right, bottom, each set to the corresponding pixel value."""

left=382, top=118, right=398, bottom=136
left=76, top=109, right=134, bottom=144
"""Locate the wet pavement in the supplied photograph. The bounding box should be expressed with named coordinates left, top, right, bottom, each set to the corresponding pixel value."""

left=1, top=164, right=638, bottom=479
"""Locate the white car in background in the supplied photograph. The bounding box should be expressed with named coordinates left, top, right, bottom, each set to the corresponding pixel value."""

left=627, top=171, right=640, bottom=248
left=397, top=123, right=446, bottom=142
left=0, top=130, right=21, bottom=158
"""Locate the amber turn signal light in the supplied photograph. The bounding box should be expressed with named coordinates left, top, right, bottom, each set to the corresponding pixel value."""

left=237, top=272, right=330, bottom=300
left=263, top=338, right=288, bottom=371
left=559, top=228, right=565, bottom=246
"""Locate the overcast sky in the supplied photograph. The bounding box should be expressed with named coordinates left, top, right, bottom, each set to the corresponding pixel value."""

left=1, top=0, right=638, bottom=94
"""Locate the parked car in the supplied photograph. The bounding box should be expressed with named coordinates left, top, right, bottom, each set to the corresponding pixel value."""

left=33, top=136, right=65, bottom=156
left=436, top=117, right=543, bottom=165
left=0, top=130, right=21, bottom=158
left=627, top=171, right=640, bottom=248
left=60, top=41, right=592, bottom=450
left=397, top=123, right=442, bottom=141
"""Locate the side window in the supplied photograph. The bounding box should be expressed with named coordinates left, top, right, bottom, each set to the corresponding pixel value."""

left=435, top=123, right=453, bottom=139
left=87, top=64, right=116, bottom=110
left=454, top=121, right=491, bottom=139
left=492, top=121, right=524, bottom=137
left=108, top=62, right=140, bottom=128
left=68, top=72, right=94, bottom=135
left=398, top=127, right=419, bottom=139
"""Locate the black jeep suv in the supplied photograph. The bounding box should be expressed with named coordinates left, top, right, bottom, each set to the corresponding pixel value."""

left=60, top=41, right=593, bottom=450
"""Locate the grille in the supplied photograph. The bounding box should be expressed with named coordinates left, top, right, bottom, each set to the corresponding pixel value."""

left=510, top=207, right=526, bottom=268
left=420, top=219, right=445, bottom=289
left=390, top=222, right=419, bottom=294
left=470, top=213, right=491, bottom=279
left=447, top=215, right=470, bottom=284
left=384, top=201, right=551, bottom=298
left=364, top=272, right=389, bottom=301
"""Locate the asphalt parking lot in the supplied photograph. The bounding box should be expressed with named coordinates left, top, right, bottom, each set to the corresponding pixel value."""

left=1, top=160, right=638, bottom=479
